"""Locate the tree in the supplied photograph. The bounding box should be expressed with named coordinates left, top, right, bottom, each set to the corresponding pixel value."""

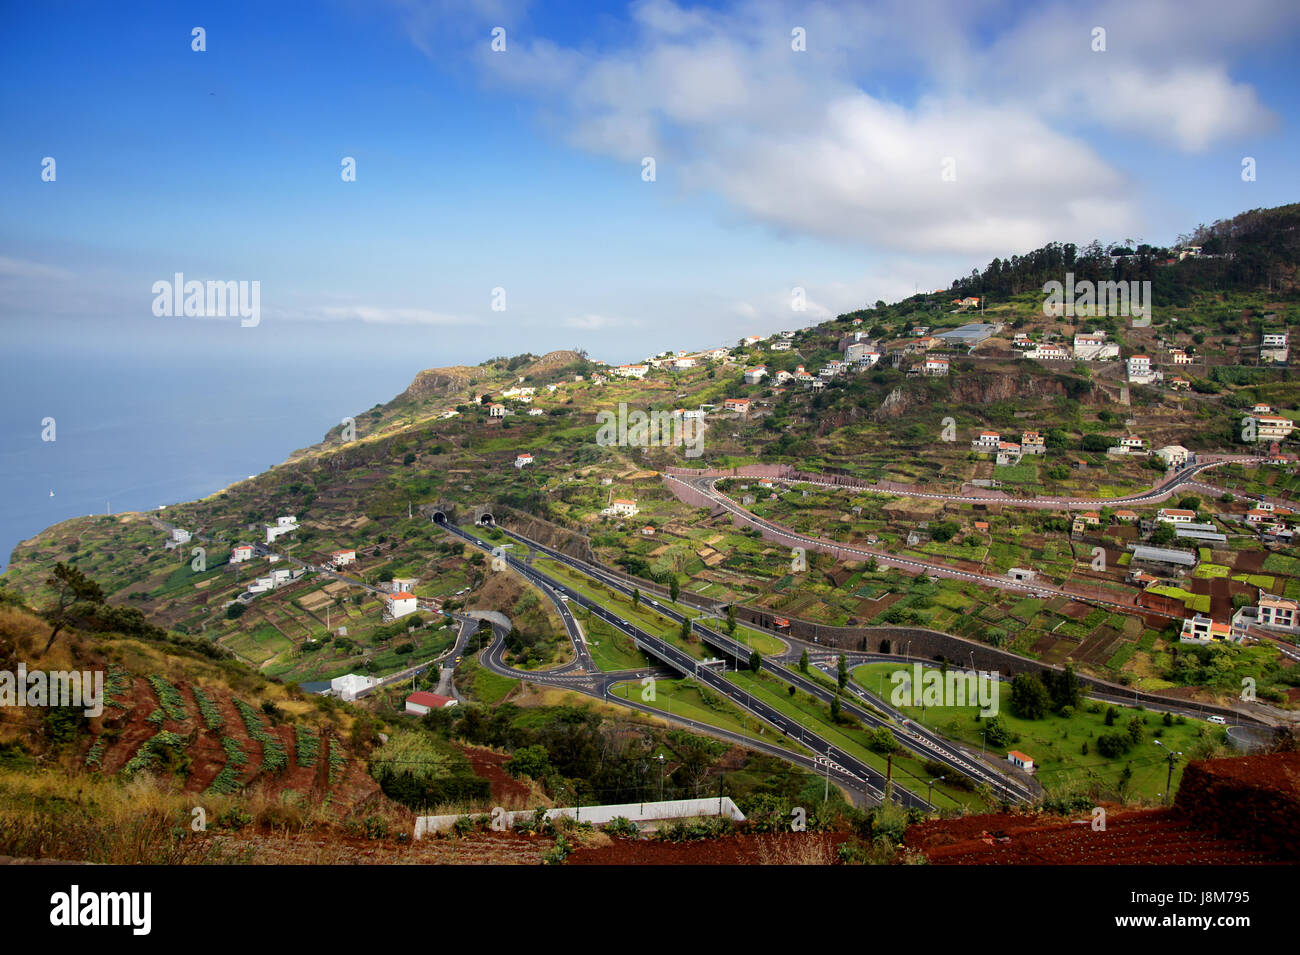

left=505, top=744, right=552, bottom=780
left=42, top=562, right=105, bottom=654
left=1048, top=663, right=1080, bottom=712
left=830, top=694, right=842, bottom=722
left=837, top=654, right=848, bottom=691
left=1150, top=523, right=1176, bottom=546
left=726, top=604, right=737, bottom=634
left=632, top=588, right=640, bottom=609
left=749, top=650, right=762, bottom=673
left=799, top=649, right=809, bottom=673
left=1009, top=673, right=1051, bottom=720
left=679, top=616, right=692, bottom=642
left=669, top=577, right=680, bottom=603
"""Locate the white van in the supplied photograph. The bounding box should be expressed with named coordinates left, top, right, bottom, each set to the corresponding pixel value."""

left=1207, top=715, right=1226, bottom=725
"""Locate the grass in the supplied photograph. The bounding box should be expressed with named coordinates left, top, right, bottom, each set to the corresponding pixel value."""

left=606, top=678, right=799, bottom=752
left=459, top=653, right=518, bottom=705
left=852, top=662, right=1228, bottom=802
left=582, top=613, right=652, bottom=672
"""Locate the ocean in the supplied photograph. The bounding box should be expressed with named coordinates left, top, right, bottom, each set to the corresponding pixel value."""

left=0, top=341, right=435, bottom=573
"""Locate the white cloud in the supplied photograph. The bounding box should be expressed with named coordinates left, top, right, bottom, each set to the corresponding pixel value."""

left=424, top=0, right=1296, bottom=256
left=271, top=305, right=480, bottom=326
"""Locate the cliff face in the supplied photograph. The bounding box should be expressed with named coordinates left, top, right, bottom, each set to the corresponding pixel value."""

left=400, top=367, right=479, bottom=403
left=872, top=372, right=1090, bottom=421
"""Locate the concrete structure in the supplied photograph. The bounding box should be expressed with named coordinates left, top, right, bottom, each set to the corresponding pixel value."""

left=331, top=549, right=356, bottom=567
left=331, top=673, right=379, bottom=702
left=1261, top=331, right=1289, bottom=364
left=514, top=453, right=534, bottom=468
left=724, top=398, right=752, bottom=413
left=231, top=544, right=254, bottom=563
left=743, top=365, right=767, bottom=384
left=415, top=797, right=747, bottom=838
left=1020, top=431, right=1046, bottom=454
left=1157, top=508, right=1196, bottom=524
left=602, top=498, right=639, bottom=518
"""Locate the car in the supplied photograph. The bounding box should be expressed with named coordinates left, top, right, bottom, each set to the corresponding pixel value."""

left=1207, top=715, right=1226, bottom=725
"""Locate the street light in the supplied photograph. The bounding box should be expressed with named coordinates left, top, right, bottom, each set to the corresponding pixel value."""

left=927, top=775, right=945, bottom=807
left=1154, top=740, right=1182, bottom=806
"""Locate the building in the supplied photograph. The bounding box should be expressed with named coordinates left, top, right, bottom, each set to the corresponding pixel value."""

left=405, top=691, right=458, bottom=715
left=924, top=357, right=949, bottom=376
left=1173, top=525, right=1226, bottom=544
left=996, top=442, right=1022, bottom=466
left=385, top=591, right=419, bottom=620
left=1261, top=331, right=1289, bottom=364
left=1008, top=568, right=1037, bottom=582
left=1117, top=435, right=1147, bottom=454
left=231, top=544, right=254, bottom=563
left=1157, top=508, right=1196, bottom=524
left=1129, top=545, right=1198, bottom=569
left=602, top=498, right=639, bottom=518
left=1127, top=354, right=1153, bottom=382
left=1025, top=343, right=1070, bottom=361
left=1073, top=333, right=1120, bottom=361
left=1257, top=593, right=1300, bottom=633
left=265, top=516, right=299, bottom=544
left=724, top=397, right=752, bottom=413
left=1020, top=431, right=1046, bottom=454
left=331, top=673, right=379, bottom=702
left=1154, top=445, right=1191, bottom=469
left=613, top=364, right=649, bottom=378
left=1168, top=349, right=1193, bottom=365
left=973, top=431, right=1001, bottom=449
left=743, top=366, right=767, bottom=385
left=1007, top=751, right=1035, bottom=772
left=1179, top=614, right=1237, bottom=645
left=641, top=526, right=655, bottom=536
left=673, top=357, right=697, bottom=370
left=1254, top=414, right=1294, bottom=441
left=1170, top=377, right=1190, bottom=391
left=1252, top=403, right=1274, bottom=415
left=331, top=549, right=356, bottom=567
left=171, top=527, right=191, bottom=544
left=488, top=403, right=506, bottom=418
left=1113, top=510, right=1138, bottom=523
left=514, top=453, right=534, bottom=468
left=936, top=322, right=997, bottom=347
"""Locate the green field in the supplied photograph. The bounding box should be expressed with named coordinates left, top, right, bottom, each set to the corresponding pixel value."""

left=852, top=662, right=1228, bottom=802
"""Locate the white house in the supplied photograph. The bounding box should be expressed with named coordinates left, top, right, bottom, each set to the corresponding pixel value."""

left=1154, top=445, right=1191, bottom=469
left=996, top=442, right=1022, bottom=466
left=331, top=673, right=379, bottom=702
left=973, top=431, right=1001, bottom=449
left=1257, top=593, right=1300, bottom=633
left=1073, top=333, right=1119, bottom=361
left=1007, top=751, right=1035, bottom=772
left=514, top=453, right=534, bottom=468
left=602, top=498, right=639, bottom=518
left=924, top=357, right=949, bottom=376
left=385, top=591, right=419, bottom=620
left=1157, top=508, right=1197, bottom=524
left=488, top=403, right=506, bottom=418
left=1020, top=431, right=1046, bottom=454
left=743, top=366, right=767, bottom=385
left=1127, top=355, right=1156, bottom=383
left=171, top=527, right=191, bottom=544
left=331, top=549, right=356, bottom=567
left=231, top=544, right=254, bottom=563
left=1254, top=415, right=1294, bottom=441
left=724, top=397, right=752, bottom=414
left=613, top=364, right=649, bottom=378
left=673, top=357, right=697, bottom=370
left=1119, top=436, right=1147, bottom=453
left=1025, top=344, right=1070, bottom=361
left=1261, top=331, right=1289, bottom=363
left=527, top=408, right=544, bottom=416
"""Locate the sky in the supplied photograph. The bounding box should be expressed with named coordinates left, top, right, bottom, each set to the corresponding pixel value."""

left=2, top=0, right=1299, bottom=368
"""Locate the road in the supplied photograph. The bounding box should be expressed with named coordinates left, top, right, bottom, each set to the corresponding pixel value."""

left=436, top=515, right=935, bottom=808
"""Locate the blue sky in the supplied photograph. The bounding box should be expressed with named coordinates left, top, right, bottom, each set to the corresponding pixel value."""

left=3, top=0, right=1299, bottom=368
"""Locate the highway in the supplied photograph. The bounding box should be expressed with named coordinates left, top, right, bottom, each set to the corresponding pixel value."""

left=435, top=515, right=934, bottom=809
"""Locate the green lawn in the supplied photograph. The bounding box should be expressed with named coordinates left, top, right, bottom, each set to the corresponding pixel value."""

left=607, top=678, right=800, bottom=752
left=852, top=662, right=1227, bottom=802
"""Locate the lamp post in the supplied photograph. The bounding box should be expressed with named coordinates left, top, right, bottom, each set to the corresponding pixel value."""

left=927, top=775, right=944, bottom=807
left=1154, top=740, right=1182, bottom=806
left=657, top=753, right=665, bottom=802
